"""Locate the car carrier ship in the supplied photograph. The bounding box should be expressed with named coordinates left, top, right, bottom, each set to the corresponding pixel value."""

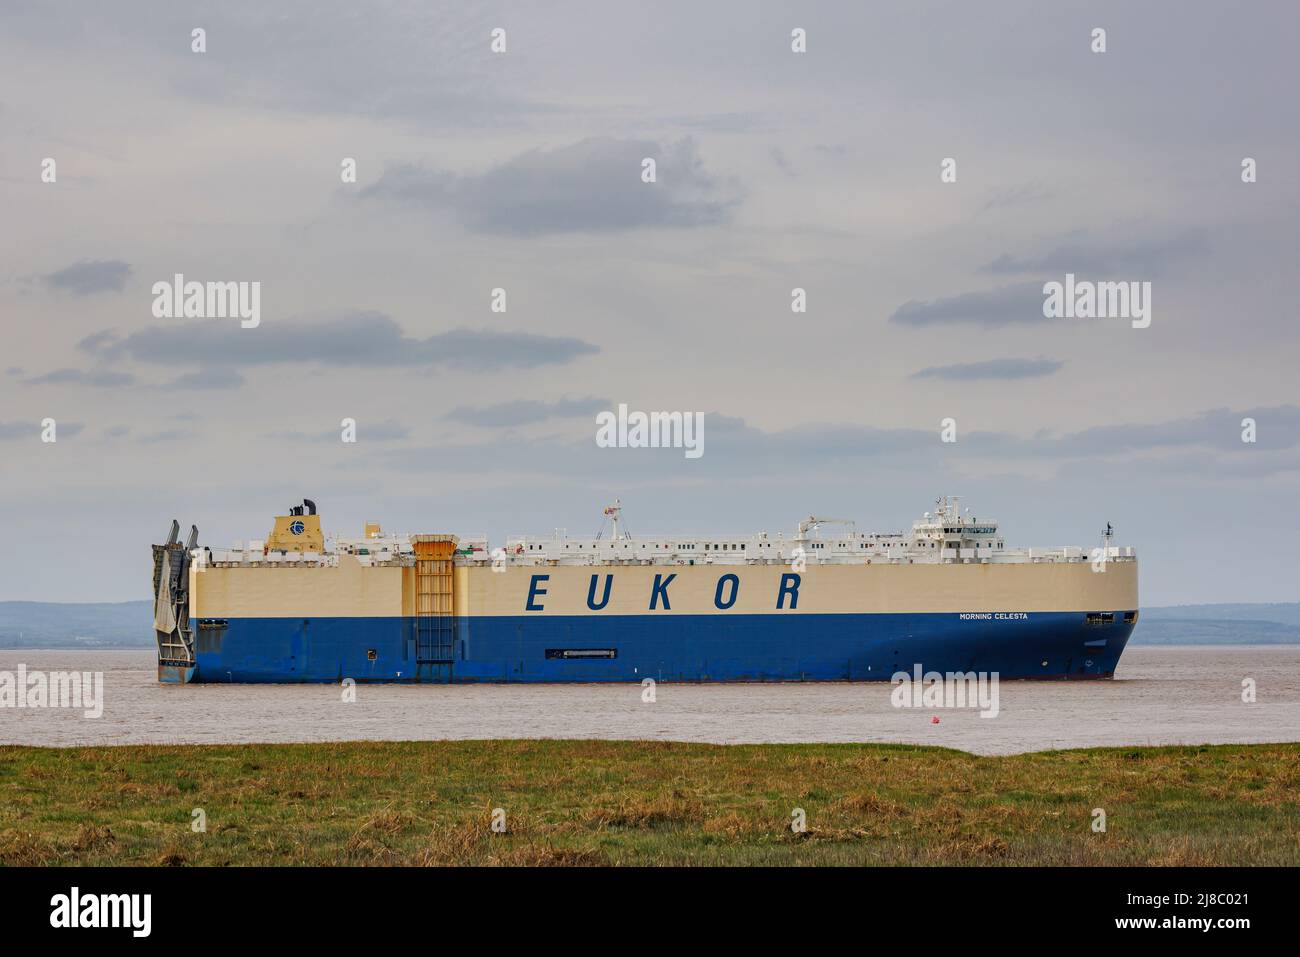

left=151, top=497, right=1138, bottom=684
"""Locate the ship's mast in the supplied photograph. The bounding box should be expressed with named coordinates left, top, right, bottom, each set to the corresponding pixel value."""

left=596, top=499, right=630, bottom=542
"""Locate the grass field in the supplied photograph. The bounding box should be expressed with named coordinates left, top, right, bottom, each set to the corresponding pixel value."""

left=2, top=740, right=1297, bottom=865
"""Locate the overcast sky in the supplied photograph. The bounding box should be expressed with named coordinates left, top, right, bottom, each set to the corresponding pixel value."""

left=2, top=1, right=1298, bottom=604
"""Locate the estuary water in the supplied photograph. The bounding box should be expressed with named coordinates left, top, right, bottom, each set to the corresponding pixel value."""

left=2, top=646, right=1298, bottom=755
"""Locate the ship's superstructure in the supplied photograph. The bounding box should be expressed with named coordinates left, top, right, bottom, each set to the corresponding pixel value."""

left=152, top=498, right=1138, bottom=684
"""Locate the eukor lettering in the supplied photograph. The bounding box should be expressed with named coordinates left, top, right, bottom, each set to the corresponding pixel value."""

left=648, top=573, right=676, bottom=610
left=520, top=572, right=806, bottom=612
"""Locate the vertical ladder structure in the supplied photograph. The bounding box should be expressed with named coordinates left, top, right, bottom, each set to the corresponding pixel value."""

left=412, top=534, right=458, bottom=674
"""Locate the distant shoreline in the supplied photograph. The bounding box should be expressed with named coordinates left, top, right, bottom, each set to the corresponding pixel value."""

left=3, top=600, right=1299, bottom=649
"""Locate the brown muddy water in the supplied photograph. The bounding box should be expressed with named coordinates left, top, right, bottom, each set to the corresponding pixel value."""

left=2, top=646, right=1298, bottom=755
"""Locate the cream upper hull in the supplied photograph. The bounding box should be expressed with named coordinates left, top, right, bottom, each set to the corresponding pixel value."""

left=466, top=561, right=1137, bottom=616
left=192, top=556, right=1138, bottom=618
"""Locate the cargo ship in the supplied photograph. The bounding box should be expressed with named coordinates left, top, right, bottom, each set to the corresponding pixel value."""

left=151, top=497, right=1138, bottom=684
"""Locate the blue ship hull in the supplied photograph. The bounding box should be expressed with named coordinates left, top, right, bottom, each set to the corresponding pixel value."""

left=186, top=611, right=1136, bottom=683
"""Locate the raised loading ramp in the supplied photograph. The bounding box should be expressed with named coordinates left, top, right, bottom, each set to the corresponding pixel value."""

left=152, top=520, right=199, bottom=682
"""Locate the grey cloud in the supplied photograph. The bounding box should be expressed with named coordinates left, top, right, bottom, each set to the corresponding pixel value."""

left=981, top=232, right=1208, bottom=276
left=269, top=418, right=411, bottom=444
left=981, top=183, right=1052, bottom=211
left=0, top=421, right=84, bottom=441
left=84, top=312, right=599, bottom=371
left=379, top=405, right=1300, bottom=483
left=889, top=283, right=1047, bottom=327
left=104, top=425, right=131, bottom=438
left=940, top=406, right=1300, bottom=460
left=162, top=368, right=246, bottom=391
left=44, top=259, right=132, bottom=295
left=1055, top=406, right=1300, bottom=455
left=383, top=417, right=949, bottom=481
left=77, top=330, right=119, bottom=354
left=445, top=396, right=611, bottom=428
left=0, top=422, right=30, bottom=441
left=668, top=112, right=766, bottom=133
left=137, top=429, right=195, bottom=444
left=362, top=137, right=741, bottom=235
left=3, top=3, right=551, bottom=128
left=25, top=368, right=135, bottom=388
left=911, top=358, right=1063, bottom=381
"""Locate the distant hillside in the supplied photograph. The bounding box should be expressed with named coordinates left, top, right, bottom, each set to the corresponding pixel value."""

left=0, top=601, right=153, bottom=648
left=1139, top=603, right=1300, bottom=626
left=0, top=599, right=1296, bottom=649
left=1132, top=603, right=1300, bottom=645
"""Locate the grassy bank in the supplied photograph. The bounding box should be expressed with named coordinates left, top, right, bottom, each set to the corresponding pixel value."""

left=2, top=740, right=1297, bottom=865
